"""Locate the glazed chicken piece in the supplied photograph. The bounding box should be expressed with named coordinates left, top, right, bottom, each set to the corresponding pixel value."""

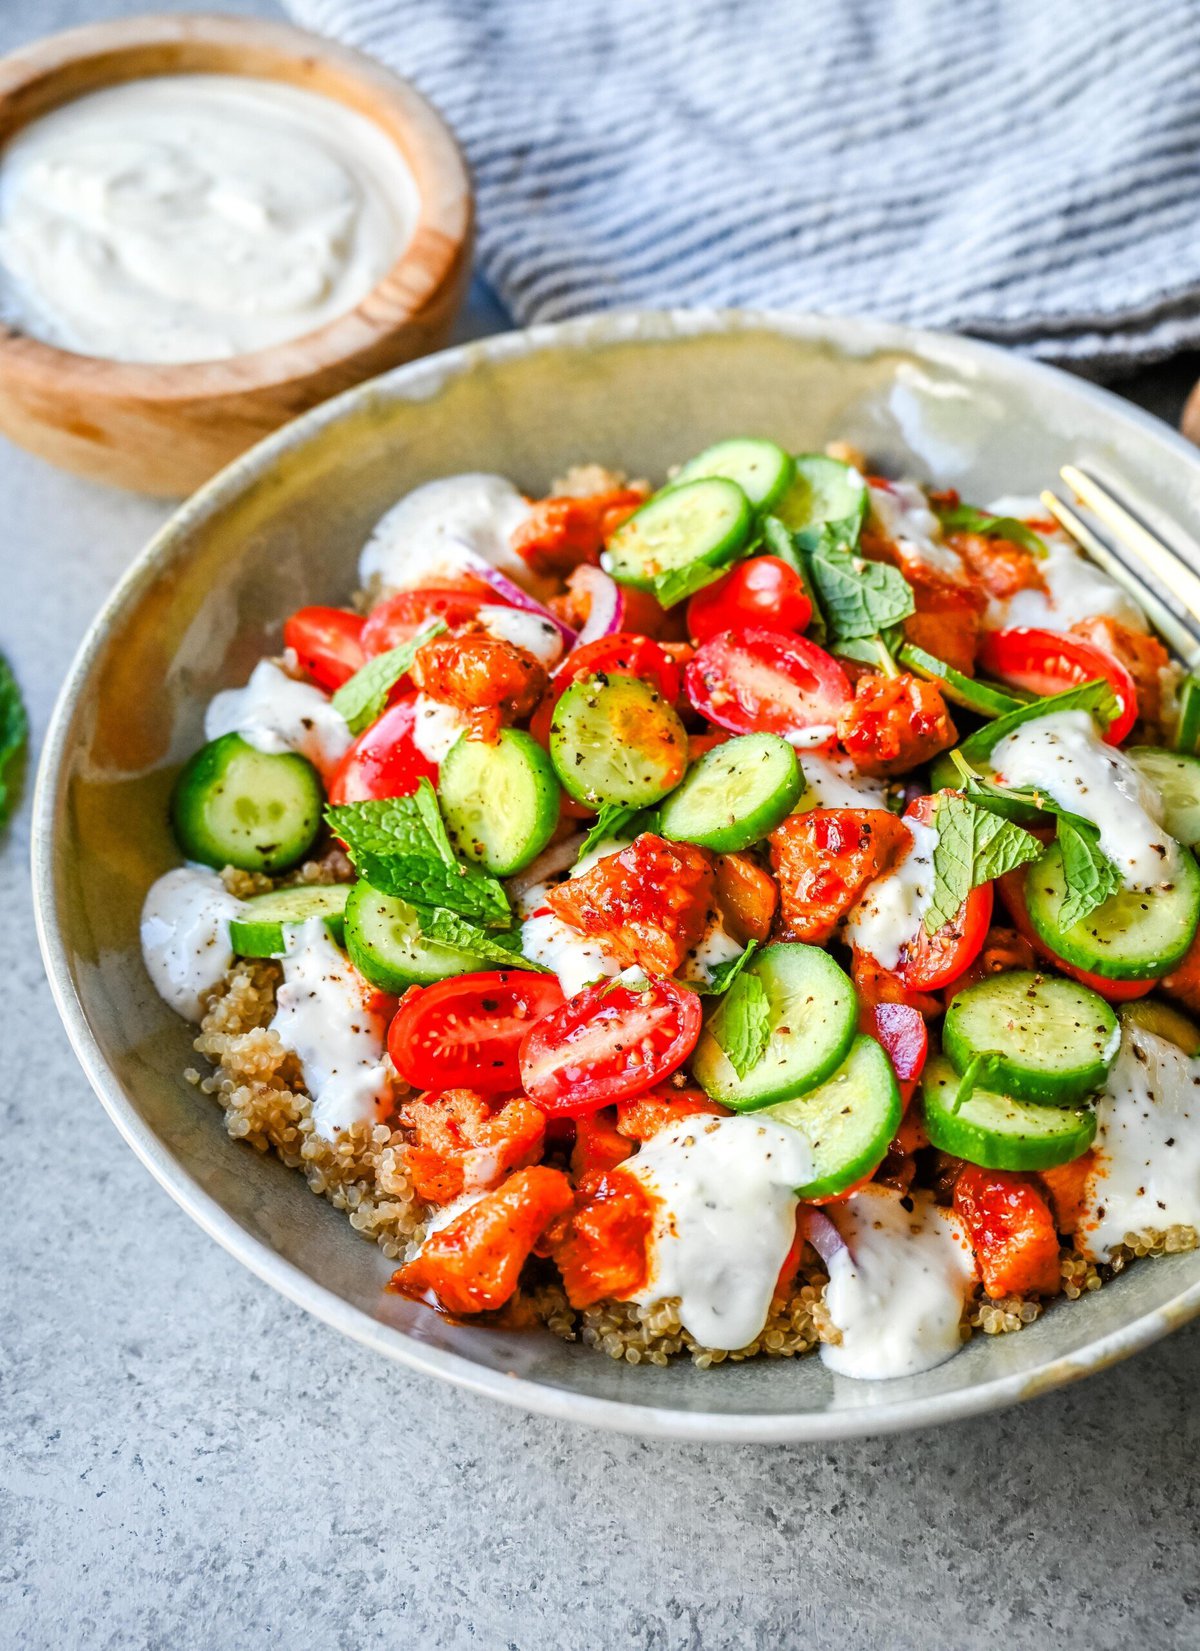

left=769, top=808, right=911, bottom=945
left=836, top=671, right=957, bottom=775
left=859, top=528, right=987, bottom=674
left=400, top=1089, right=546, bottom=1206
left=953, top=1166, right=1061, bottom=1300
left=547, top=833, right=715, bottom=976
left=513, top=487, right=647, bottom=575
left=551, top=1168, right=654, bottom=1309
left=945, top=528, right=1049, bottom=602
left=712, top=851, right=778, bottom=944
left=410, top=624, right=548, bottom=724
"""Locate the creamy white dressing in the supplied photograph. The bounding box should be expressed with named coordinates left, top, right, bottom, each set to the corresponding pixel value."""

left=981, top=496, right=1148, bottom=634
left=626, top=1116, right=815, bottom=1350
left=676, top=908, right=745, bottom=986
left=269, top=917, right=391, bottom=1140
left=991, top=709, right=1173, bottom=888
left=821, top=1186, right=977, bottom=1380
left=477, top=604, right=564, bottom=668
left=358, top=475, right=534, bottom=594
left=516, top=839, right=632, bottom=997
left=0, top=75, right=416, bottom=363
left=205, top=659, right=351, bottom=776
left=843, top=817, right=938, bottom=969
left=1077, top=1025, right=1200, bottom=1262
left=409, top=692, right=470, bottom=765
left=140, top=864, right=241, bottom=1022
left=868, top=480, right=966, bottom=579
left=797, top=752, right=889, bottom=810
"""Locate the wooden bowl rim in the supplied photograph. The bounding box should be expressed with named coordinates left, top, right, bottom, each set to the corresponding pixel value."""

left=0, top=11, right=473, bottom=405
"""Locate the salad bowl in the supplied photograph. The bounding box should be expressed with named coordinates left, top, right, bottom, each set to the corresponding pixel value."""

left=33, top=308, right=1200, bottom=1441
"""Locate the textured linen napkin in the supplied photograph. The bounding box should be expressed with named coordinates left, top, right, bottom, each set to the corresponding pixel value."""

left=288, top=0, right=1200, bottom=372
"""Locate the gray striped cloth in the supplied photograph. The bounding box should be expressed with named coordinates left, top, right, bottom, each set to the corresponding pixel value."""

left=287, top=0, right=1200, bottom=372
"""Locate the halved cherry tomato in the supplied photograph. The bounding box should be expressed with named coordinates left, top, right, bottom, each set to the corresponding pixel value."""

left=327, top=692, right=439, bottom=804
left=388, top=971, right=566, bottom=1094
left=978, top=627, right=1138, bottom=745
left=686, top=556, right=813, bottom=643
left=361, top=581, right=493, bottom=656
left=861, top=1001, right=928, bottom=1105
left=519, top=976, right=703, bottom=1116
left=530, top=632, right=681, bottom=746
left=685, top=627, right=851, bottom=748
left=283, top=606, right=366, bottom=691
left=995, top=867, right=1155, bottom=1001
left=891, top=795, right=993, bottom=992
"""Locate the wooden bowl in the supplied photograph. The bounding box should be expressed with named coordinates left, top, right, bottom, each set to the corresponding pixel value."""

left=0, top=14, right=473, bottom=495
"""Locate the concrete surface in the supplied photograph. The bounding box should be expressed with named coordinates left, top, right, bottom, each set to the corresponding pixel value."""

left=5, top=4, right=1200, bottom=1648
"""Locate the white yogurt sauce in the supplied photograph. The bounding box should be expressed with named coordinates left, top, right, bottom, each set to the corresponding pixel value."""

left=358, top=475, right=534, bottom=594
left=516, top=839, right=632, bottom=997
left=269, top=917, right=391, bottom=1140
left=140, top=864, right=241, bottom=1022
left=477, top=604, right=564, bottom=668
left=981, top=496, right=1148, bottom=634
left=991, top=710, right=1173, bottom=888
left=797, top=752, right=889, bottom=810
left=205, top=659, right=351, bottom=776
left=821, top=1186, right=977, bottom=1380
left=410, top=693, right=470, bottom=765
left=625, top=1116, right=815, bottom=1350
left=677, top=909, right=745, bottom=987
left=1077, top=1025, right=1200, bottom=1262
left=868, top=480, right=966, bottom=579
left=843, top=817, right=938, bottom=968
left=0, top=75, right=416, bottom=363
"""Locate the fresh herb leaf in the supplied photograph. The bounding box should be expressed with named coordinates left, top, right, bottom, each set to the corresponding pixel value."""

left=413, top=904, right=549, bottom=970
left=951, top=1052, right=1006, bottom=1113
left=798, top=520, right=915, bottom=644
left=933, top=503, right=1048, bottom=557
left=1173, top=672, right=1200, bottom=756
left=327, top=780, right=511, bottom=926
left=687, top=941, right=759, bottom=997
left=331, top=619, right=446, bottom=735
left=833, top=633, right=902, bottom=675
left=926, top=792, right=1043, bottom=934
left=0, top=654, right=27, bottom=831
left=651, top=558, right=730, bottom=609
left=762, top=515, right=827, bottom=644
left=707, top=967, right=771, bottom=1078
left=1055, top=814, right=1122, bottom=929
left=578, top=802, right=659, bottom=859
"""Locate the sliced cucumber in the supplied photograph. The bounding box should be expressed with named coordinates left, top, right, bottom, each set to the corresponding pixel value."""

left=439, top=729, right=560, bottom=876
left=229, top=884, right=350, bottom=957
left=898, top=644, right=1028, bottom=720
left=602, top=477, right=752, bottom=593
left=343, top=882, right=477, bottom=993
left=691, top=942, right=857, bottom=1111
left=1173, top=673, right=1200, bottom=756
left=764, top=1034, right=901, bottom=1199
left=773, top=454, right=867, bottom=534
left=658, top=733, right=801, bottom=851
left=922, top=1053, right=1097, bottom=1171
left=550, top=674, right=688, bottom=808
left=942, top=970, right=1118, bottom=1105
left=1119, top=998, right=1200, bottom=1055
left=1127, top=747, right=1200, bottom=848
left=170, top=733, right=323, bottom=875
left=673, top=439, right=795, bottom=512
left=1024, top=844, right=1200, bottom=980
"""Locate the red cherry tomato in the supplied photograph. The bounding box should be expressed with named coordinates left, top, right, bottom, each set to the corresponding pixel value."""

left=685, top=627, right=851, bottom=748
left=890, top=795, right=993, bottom=992
left=283, top=606, right=366, bottom=691
left=530, top=632, right=682, bottom=746
left=686, top=556, right=812, bottom=643
left=862, top=1002, right=928, bottom=1105
left=978, top=627, right=1138, bottom=745
left=361, top=582, right=493, bottom=656
left=995, top=868, right=1155, bottom=1001
left=327, top=692, right=439, bottom=804
left=388, top=970, right=566, bottom=1094
left=518, top=976, right=702, bottom=1116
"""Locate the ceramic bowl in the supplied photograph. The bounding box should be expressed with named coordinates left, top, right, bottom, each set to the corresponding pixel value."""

left=33, top=309, right=1200, bottom=1441
left=0, top=14, right=472, bottom=496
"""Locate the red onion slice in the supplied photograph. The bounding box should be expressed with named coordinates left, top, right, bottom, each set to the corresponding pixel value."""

left=797, top=1204, right=850, bottom=1267
left=570, top=565, right=627, bottom=648
left=456, top=547, right=577, bottom=649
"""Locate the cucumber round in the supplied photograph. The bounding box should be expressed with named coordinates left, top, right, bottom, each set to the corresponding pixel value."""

left=439, top=729, right=560, bottom=876
left=691, top=942, right=857, bottom=1111
left=673, top=439, right=795, bottom=512
left=1024, top=843, right=1200, bottom=980
left=764, top=1034, right=901, bottom=1199
left=922, top=1053, right=1097, bottom=1172
left=658, top=732, right=801, bottom=851
left=1119, top=998, right=1200, bottom=1056
left=601, top=477, right=752, bottom=592
left=549, top=674, right=688, bottom=808
left=1127, top=747, right=1200, bottom=848
left=229, top=884, right=350, bottom=957
left=343, top=882, right=478, bottom=994
left=898, top=644, right=1028, bottom=720
left=170, top=733, right=323, bottom=875
left=943, top=970, right=1118, bottom=1105
left=773, top=454, right=867, bottom=533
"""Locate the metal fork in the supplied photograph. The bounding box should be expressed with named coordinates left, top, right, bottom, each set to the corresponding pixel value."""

left=1039, top=465, right=1200, bottom=670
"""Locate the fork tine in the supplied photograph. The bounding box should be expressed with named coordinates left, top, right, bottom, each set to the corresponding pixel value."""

left=1061, top=463, right=1200, bottom=625
left=1039, top=490, right=1200, bottom=668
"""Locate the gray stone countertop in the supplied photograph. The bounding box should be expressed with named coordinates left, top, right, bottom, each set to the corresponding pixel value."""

left=5, top=3, right=1200, bottom=1647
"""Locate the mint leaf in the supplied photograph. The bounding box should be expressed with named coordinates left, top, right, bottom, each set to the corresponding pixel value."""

left=687, top=940, right=759, bottom=997
left=331, top=619, right=446, bottom=735
left=798, top=521, right=914, bottom=644
left=0, top=654, right=27, bottom=831
left=707, top=968, right=771, bottom=1078
left=651, top=557, right=734, bottom=610
left=578, top=802, right=659, bottom=859
left=926, top=792, right=1042, bottom=935
left=414, top=904, right=549, bottom=970
left=934, top=503, right=1047, bottom=557
left=1056, top=814, right=1122, bottom=928
left=327, top=780, right=511, bottom=926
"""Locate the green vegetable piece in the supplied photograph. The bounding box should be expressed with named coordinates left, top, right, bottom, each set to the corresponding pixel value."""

left=898, top=643, right=1028, bottom=719
left=673, top=438, right=795, bottom=511
left=922, top=1054, right=1097, bottom=1172
left=765, top=1034, right=902, bottom=1200
left=932, top=502, right=1048, bottom=557
left=439, top=728, right=560, bottom=876
left=773, top=454, right=868, bottom=535
left=171, top=733, right=323, bottom=875
left=602, top=477, right=753, bottom=604
left=549, top=675, right=688, bottom=808
left=943, top=970, right=1119, bottom=1106
left=331, top=619, right=445, bottom=735
left=926, top=792, right=1042, bottom=935
left=0, top=652, right=27, bottom=831
left=658, top=733, right=801, bottom=852
left=228, top=884, right=350, bottom=956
